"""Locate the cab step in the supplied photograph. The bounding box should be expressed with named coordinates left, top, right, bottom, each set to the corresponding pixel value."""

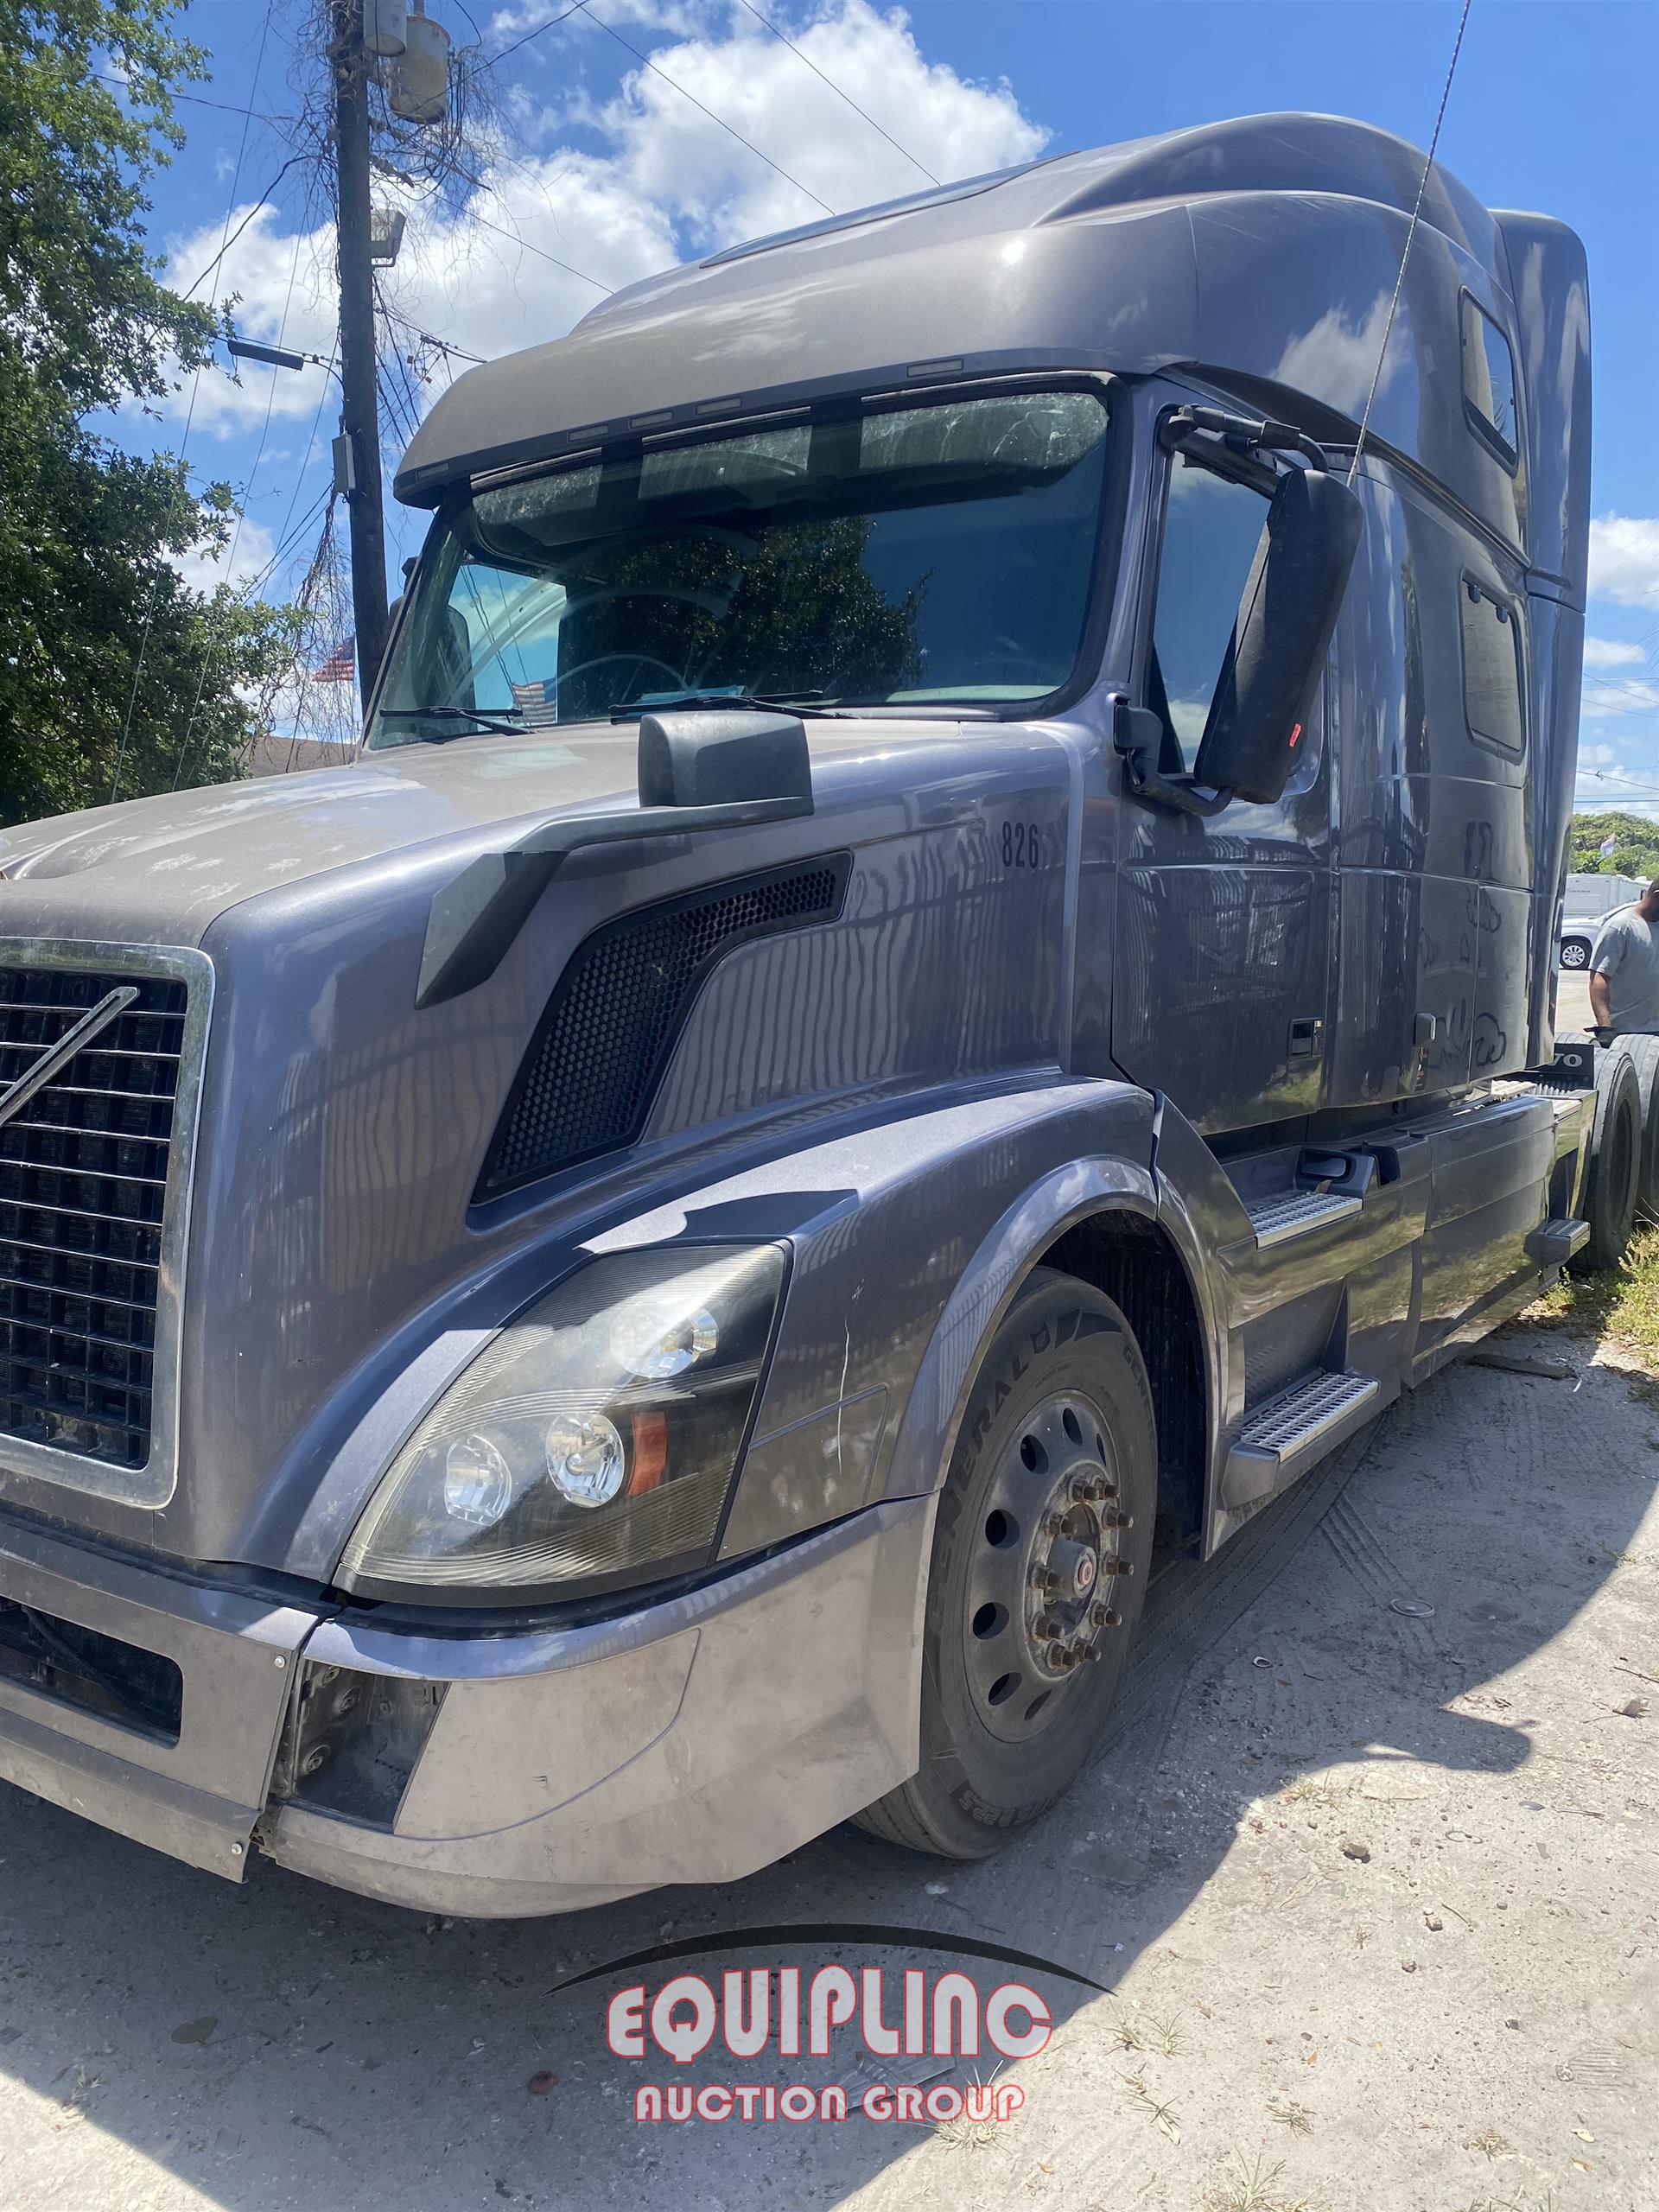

left=1220, top=1369, right=1380, bottom=1510
left=1525, top=1216, right=1590, bottom=1267
left=1248, top=1189, right=1363, bottom=1249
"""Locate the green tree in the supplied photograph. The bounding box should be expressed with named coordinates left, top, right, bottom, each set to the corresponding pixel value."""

left=0, top=1, right=293, bottom=825
left=1568, top=812, right=1659, bottom=879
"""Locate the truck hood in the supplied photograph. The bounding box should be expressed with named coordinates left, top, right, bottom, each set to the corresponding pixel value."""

left=0, top=730, right=651, bottom=949
left=0, top=709, right=1073, bottom=1570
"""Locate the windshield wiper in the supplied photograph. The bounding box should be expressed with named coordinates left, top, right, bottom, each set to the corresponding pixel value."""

left=609, top=690, right=849, bottom=721
left=378, top=706, right=526, bottom=741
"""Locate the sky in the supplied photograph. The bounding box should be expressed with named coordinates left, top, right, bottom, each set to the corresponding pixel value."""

left=126, top=0, right=1659, bottom=797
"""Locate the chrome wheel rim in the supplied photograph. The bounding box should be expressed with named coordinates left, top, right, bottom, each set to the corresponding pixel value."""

left=963, top=1389, right=1133, bottom=1745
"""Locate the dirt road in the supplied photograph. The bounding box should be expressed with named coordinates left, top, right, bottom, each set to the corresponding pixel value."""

left=2, top=1194, right=1656, bottom=2212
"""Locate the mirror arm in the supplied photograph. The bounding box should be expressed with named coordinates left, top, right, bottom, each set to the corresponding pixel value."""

left=1111, top=696, right=1233, bottom=819
left=1160, top=404, right=1330, bottom=472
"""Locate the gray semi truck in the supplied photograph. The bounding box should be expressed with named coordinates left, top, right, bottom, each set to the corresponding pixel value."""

left=0, top=115, right=1627, bottom=1914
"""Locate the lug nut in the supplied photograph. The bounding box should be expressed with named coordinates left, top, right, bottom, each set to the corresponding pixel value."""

left=1044, top=1512, right=1064, bottom=1539
left=1077, top=1643, right=1103, bottom=1664
left=1103, top=1510, right=1135, bottom=1530
left=1090, top=1602, right=1122, bottom=1630
left=1033, top=1616, right=1062, bottom=1641
left=1069, top=1476, right=1094, bottom=1503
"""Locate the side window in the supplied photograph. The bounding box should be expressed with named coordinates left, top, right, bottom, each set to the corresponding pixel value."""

left=1148, top=456, right=1272, bottom=771
left=1460, top=294, right=1519, bottom=470
left=1459, top=577, right=1525, bottom=759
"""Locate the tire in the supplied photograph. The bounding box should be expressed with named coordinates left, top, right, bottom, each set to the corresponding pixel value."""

left=853, top=1268, right=1157, bottom=1859
left=1612, top=1032, right=1659, bottom=1223
left=1559, top=938, right=1591, bottom=971
left=1574, top=1046, right=1642, bottom=1274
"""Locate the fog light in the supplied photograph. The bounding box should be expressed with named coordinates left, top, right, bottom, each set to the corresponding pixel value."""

left=443, top=1433, right=512, bottom=1527
left=545, top=1410, right=625, bottom=1507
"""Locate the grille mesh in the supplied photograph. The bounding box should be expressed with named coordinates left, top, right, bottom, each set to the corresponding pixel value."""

left=482, top=856, right=849, bottom=1196
left=0, top=967, right=187, bottom=1470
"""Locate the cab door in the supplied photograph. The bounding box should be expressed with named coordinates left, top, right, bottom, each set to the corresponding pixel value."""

left=1111, top=435, right=1334, bottom=1135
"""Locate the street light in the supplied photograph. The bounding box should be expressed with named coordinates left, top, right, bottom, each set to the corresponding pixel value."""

left=226, top=335, right=307, bottom=372
left=226, top=335, right=340, bottom=378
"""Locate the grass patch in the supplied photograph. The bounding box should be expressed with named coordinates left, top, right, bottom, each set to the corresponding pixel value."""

left=1516, top=1223, right=1659, bottom=1372
left=1202, top=2154, right=1325, bottom=2212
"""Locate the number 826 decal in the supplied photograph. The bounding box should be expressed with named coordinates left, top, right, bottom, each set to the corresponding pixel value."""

left=1000, top=819, right=1045, bottom=870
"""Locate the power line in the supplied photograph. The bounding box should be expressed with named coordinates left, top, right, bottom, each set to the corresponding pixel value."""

left=465, top=0, right=586, bottom=79
left=172, top=224, right=307, bottom=790
left=578, top=0, right=835, bottom=219
left=112, top=1, right=277, bottom=803
left=262, top=345, right=341, bottom=593
left=179, top=154, right=312, bottom=299
left=92, top=70, right=293, bottom=123
left=462, top=197, right=614, bottom=293
left=734, top=0, right=938, bottom=186
left=1348, top=0, right=1472, bottom=488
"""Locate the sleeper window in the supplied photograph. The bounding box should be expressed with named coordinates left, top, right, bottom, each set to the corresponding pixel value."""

left=1147, top=458, right=1271, bottom=772
left=1460, top=294, right=1519, bottom=470
left=1459, top=579, right=1525, bottom=759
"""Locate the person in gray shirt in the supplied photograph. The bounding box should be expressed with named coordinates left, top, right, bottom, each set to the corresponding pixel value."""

left=1589, top=877, right=1659, bottom=1036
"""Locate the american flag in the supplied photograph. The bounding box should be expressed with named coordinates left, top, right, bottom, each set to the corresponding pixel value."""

left=313, top=637, right=355, bottom=684
left=510, top=677, right=558, bottom=729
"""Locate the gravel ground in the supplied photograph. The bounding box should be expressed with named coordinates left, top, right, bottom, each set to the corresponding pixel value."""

left=0, top=1320, right=1654, bottom=2212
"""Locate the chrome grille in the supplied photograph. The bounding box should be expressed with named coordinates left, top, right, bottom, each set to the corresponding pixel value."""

left=0, top=945, right=210, bottom=1504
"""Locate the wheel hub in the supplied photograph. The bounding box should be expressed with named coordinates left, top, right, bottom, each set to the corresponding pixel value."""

left=964, top=1390, right=1135, bottom=1741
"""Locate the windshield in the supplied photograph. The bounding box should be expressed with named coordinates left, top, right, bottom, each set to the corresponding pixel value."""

left=367, top=388, right=1109, bottom=743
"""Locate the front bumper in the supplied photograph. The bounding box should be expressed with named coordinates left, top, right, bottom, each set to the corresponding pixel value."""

left=0, top=1497, right=931, bottom=1917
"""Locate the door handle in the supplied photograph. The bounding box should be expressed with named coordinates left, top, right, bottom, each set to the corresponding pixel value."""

left=1287, top=1015, right=1324, bottom=1059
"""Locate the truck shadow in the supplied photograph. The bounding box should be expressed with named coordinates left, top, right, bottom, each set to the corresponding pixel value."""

left=0, top=1331, right=1650, bottom=2210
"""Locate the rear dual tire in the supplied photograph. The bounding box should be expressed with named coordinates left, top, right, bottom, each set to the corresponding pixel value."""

left=855, top=1269, right=1155, bottom=1859
left=1576, top=1045, right=1642, bottom=1274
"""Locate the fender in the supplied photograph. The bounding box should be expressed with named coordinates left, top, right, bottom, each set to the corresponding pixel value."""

left=288, top=1077, right=1208, bottom=1583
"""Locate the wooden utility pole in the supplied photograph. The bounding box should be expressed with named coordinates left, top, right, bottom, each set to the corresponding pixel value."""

left=332, top=3, right=390, bottom=714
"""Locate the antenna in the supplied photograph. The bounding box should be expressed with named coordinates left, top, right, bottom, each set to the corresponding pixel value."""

left=1347, top=0, right=1474, bottom=488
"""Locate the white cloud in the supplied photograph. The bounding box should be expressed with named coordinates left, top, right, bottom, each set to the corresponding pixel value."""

left=159, top=2, right=1045, bottom=440
left=1589, top=515, right=1659, bottom=610
left=170, top=514, right=277, bottom=596
left=1583, top=637, right=1646, bottom=670
left=588, top=0, right=1046, bottom=250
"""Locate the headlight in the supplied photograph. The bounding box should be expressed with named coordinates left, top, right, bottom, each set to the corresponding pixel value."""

left=337, top=1245, right=786, bottom=1605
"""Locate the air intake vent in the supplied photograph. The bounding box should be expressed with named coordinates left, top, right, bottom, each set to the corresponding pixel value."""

left=0, top=963, right=192, bottom=1474
left=480, top=855, right=851, bottom=1197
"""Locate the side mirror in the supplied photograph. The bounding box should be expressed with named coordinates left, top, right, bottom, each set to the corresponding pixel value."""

left=1193, top=467, right=1362, bottom=805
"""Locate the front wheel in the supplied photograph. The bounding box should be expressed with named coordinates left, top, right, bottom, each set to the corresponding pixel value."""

left=855, top=1268, right=1156, bottom=1859
left=1560, top=938, right=1591, bottom=971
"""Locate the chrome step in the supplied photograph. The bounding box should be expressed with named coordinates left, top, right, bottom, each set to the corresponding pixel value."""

left=1248, top=1189, right=1363, bottom=1249
left=1221, top=1369, right=1380, bottom=1510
